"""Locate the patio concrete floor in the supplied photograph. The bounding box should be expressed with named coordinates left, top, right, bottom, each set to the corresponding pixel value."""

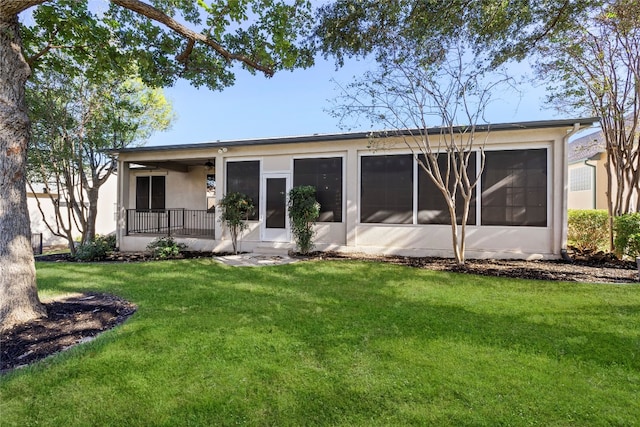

left=213, top=253, right=300, bottom=267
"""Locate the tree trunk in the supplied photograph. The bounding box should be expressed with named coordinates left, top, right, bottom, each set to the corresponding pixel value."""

left=605, top=156, right=615, bottom=252
left=448, top=204, right=463, bottom=265
left=0, top=13, right=46, bottom=331
left=86, top=186, right=100, bottom=243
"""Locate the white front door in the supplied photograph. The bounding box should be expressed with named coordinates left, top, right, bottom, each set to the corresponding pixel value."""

left=261, top=173, right=290, bottom=242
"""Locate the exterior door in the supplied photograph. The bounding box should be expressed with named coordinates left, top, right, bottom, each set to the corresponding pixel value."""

left=261, top=173, right=290, bottom=242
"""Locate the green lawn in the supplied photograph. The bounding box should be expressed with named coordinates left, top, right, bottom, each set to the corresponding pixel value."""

left=1, top=259, right=639, bottom=426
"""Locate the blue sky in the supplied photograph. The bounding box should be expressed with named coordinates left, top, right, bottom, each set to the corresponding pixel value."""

left=147, top=56, right=567, bottom=147
left=20, top=3, right=584, bottom=148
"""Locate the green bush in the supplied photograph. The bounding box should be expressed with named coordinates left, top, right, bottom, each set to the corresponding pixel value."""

left=74, top=234, right=116, bottom=261
left=100, top=234, right=117, bottom=250
left=219, top=192, right=255, bottom=254
left=288, top=185, right=320, bottom=255
left=146, top=237, right=187, bottom=259
left=567, top=209, right=609, bottom=252
left=614, top=213, right=640, bottom=258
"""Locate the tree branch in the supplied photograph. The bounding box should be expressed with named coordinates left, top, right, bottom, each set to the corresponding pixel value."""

left=0, top=0, right=46, bottom=16
left=110, top=0, right=275, bottom=76
left=27, top=42, right=90, bottom=67
left=176, top=38, right=195, bottom=64
left=529, top=0, right=572, bottom=47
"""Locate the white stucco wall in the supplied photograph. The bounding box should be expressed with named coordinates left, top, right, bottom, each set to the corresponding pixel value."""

left=28, top=175, right=117, bottom=247
left=116, top=124, right=588, bottom=259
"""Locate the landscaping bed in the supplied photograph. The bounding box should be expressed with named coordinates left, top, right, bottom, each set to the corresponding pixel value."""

left=36, top=248, right=639, bottom=284
left=311, top=251, right=638, bottom=284
left=1, top=293, right=136, bottom=373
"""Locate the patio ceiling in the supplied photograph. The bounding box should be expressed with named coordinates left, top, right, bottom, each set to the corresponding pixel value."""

left=128, top=158, right=215, bottom=173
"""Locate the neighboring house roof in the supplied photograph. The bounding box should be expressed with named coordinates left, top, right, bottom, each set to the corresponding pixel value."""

left=113, top=117, right=599, bottom=155
left=568, top=128, right=606, bottom=163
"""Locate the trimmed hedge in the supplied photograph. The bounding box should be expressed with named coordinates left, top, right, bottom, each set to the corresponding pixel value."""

left=567, top=209, right=609, bottom=252
left=614, top=213, right=640, bottom=258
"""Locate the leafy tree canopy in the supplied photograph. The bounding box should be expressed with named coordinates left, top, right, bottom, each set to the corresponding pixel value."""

left=535, top=0, right=640, bottom=220
left=20, top=0, right=315, bottom=90
left=315, top=0, right=601, bottom=67
left=26, top=56, right=174, bottom=248
left=28, top=64, right=173, bottom=156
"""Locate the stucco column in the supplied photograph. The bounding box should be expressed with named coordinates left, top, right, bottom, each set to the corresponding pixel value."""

left=214, top=154, right=225, bottom=243
left=345, top=147, right=358, bottom=249
left=558, top=123, right=582, bottom=256
left=117, top=160, right=130, bottom=249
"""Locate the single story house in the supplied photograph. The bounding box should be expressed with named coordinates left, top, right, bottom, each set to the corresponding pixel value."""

left=567, top=128, right=608, bottom=210
left=567, top=117, right=640, bottom=211
left=113, top=117, right=598, bottom=260
left=28, top=176, right=118, bottom=248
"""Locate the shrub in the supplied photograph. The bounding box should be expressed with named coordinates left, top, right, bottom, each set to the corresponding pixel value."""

left=627, top=234, right=640, bottom=259
left=74, top=234, right=116, bottom=261
left=219, top=192, right=255, bottom=254
left=567, top=209, right=609, bottom=252
left=100, top=234, right=117, bottom=250
left=288, top=185, right=320, bottom=255
left=614, top=213, right=640, bottom=258
left=146, top=237, right=187, bottom=259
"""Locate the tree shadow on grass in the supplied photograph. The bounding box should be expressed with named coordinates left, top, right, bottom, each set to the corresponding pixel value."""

left=253, top=262, right=640, bottom=371
left=5, top=259, right=637, bottom=425
left=30, top=259, right=640, bottom=373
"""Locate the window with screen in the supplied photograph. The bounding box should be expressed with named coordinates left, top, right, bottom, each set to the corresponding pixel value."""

left=481, top=149, right=547, bottom=227
left=226, top=160, right=260, bottom=220
left=360, top=154, right=413, bottom=224
left=136, top=176, right=165, bottom=211
left=417, top=153, right=477, bottom=225
left=294, top=157, right=343, bottom=222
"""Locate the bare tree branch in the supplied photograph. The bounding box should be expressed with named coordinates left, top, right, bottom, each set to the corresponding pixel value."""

left=332, top=43, right=513, bottom=264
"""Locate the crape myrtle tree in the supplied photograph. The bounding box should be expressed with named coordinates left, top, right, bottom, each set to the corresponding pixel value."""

left=315, top=1, right=602, bottom=264
left=0, top=0, right=313, bottom=331
left=26, top=65, right=174, bottom=255
left=330, top=43, right=513, bottom=265
left=536, top=0, right=640, bottom=250
left=317, top=0, right=639, bottom=256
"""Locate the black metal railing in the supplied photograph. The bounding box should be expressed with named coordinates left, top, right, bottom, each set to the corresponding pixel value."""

left=32, top=233, right=43, bottom=255
left=126, top=209, right=215, bottom=238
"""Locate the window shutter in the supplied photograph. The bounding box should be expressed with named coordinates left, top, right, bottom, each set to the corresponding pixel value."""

left=136, top=177, right=150, bottom=211
left=151, top=176, right=166, bottom=210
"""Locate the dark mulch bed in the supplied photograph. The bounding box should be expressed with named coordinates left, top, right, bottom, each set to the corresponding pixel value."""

left=309, top=251, right=639, bottom=284
left=2, top=250, right=637, bottom=375
left=33, top=250, right=215, bottom=263
left=1, top=293, right=136, bottom=374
